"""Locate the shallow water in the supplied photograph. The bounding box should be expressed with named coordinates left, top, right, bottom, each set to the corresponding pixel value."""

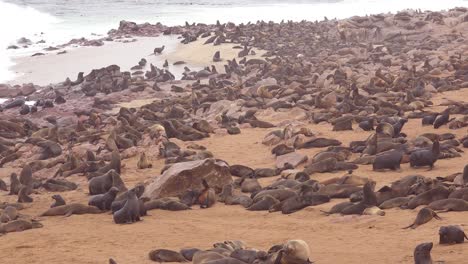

left=1, top=0, right=467, bottom=83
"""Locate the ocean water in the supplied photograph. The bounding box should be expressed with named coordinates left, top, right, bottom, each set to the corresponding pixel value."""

left=1, top=0, right=468, bottom=83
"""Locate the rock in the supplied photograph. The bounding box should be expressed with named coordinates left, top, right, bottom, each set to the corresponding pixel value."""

left=17, top=37, right=32, bottom=45
left=276, top=152, right=308, bottom=169
left=0, top=84, right=19, bottom=97
left=20, top=83, right=36, bottom=96
left=143, top=159, right=232, bottom=199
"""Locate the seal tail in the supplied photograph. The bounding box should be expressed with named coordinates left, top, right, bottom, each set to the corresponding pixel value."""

left=402, top=224, right=414, bottom=229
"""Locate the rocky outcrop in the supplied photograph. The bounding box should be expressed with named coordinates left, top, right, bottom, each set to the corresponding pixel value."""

left=143, top=159, right=232, bottom=199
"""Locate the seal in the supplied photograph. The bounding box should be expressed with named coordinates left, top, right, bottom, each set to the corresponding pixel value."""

left=113, top=189, right=141, bottom=224
left=19, top=164, right=33, bottom=186
left=316, top=184, right=361, bottom=199
left=213, top=51, right=221, bottom=62
left=0, top=219, right=43, bottom=234
left=0, top=178, right=7, bottom=191
left=428, top=198, right=468, bottom=212
left=433, top=109, right=449, bottom=129
left=137, top=152, right=152, bottom=169
left=276, top=240, right=312, bottom=264
left=320, top=201, right=354, bottom=215
left=407, top=186, right=450, bottom=209
left=148, top=249, right=188, bottom=262
left=8, top=173, right=21, bottom=195
left=247, top=195, right=279, bottom=211
left=51, top=194, right=66, bottom=208
left=403, top=207, right=441, bottom=229
left=40, top=203, right=102, bottom=217
left=240, top=177, right=262, bottom=193
left=413, top=242, right=433, bottom=264
left=219, top=184, right=252, bottom=208
left=88, top=169, right=126, bottom=195
left=439, top=225, right=468, bottom=244
left=109, top=258, right=117, bottom=264
left=17, top=186, right=33, bottom=203
left=230, top=249, right=259, bottom=264
left=198, top=179, right=216, bottom=209
left=372, top=150, right=403, bottom=171
left=252, top=189, right=296, bottom=202
left=154, top=45, right=165, bottom=54
left=0, top=206, right=18, bottom=223
left=409, top=140, right=440, bottom=169
left=88, top=187, right=119, bottom=210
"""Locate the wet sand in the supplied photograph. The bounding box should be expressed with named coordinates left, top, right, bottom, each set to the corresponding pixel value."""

left=0, top=88, right=467, bottom=264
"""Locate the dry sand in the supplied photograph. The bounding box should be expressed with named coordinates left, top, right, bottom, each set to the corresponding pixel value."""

left=0, top=88, right=467, bottom=264
left=7, top=35, right=264, bottom=86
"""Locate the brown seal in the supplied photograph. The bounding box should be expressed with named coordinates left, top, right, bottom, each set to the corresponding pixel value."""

left=219, top=184, right=252, bottom=208
left=0, top=206, right=18, bottom=223
left=198, top=179, right=216, bottom=209
left=144, top=198, right=191, bottom=211
left=113, top=189, right=141, bottom=224
left=88, top=169, right=127, bottom=195
left=51, top=194, right=66, bottom=208
left=439, top=225, right=468, bottom=244
left=137, top=152, right=152, bottom=169
left=276, top=240, right=312, bottom=264
left=0, top=219, right=43, bottom=234
left=321, top=201, right=354, bottom=215
left=0, top=178, right=7, bottom=191
left=372, top=150, right=403, bottom=171
left=17, top=186, right=33, bottom=203
left=378, top=196, right=412, bottom=209
left=403, top=207, right=441, bottom=229
left=40, top=203, right=102, bottom=217
left=109, top=258, right=117, bottom=264
left=239, top=177, right=262, bottom=193
left=148, top=249, right=188, bottom=262
left=413, top=242, right=433, bottom=264
left=8, top=173, right=21, bottom=195
left=252, top=189, right=296, bottom=202
left=407, top=186, right=450, bottom=209
left=428, top=198, right=468, bottom=212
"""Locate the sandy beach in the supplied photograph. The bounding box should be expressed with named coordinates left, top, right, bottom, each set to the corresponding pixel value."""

left=1, top=5, right=468, bottom=264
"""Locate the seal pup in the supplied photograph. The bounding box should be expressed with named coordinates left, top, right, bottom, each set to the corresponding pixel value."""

left=403, top=207, right=441, bottom=229
left=439, top=225, right=468, bottom=244
left=0, top=219, right=43, bottom=234
left=40, top=203, right=102, bottom=217
left=198, top=179, right=216, bottom=209
left=113, top=189, right=141, bottom=224
left=410, top=140, right=440, bottom=170
left=148, top=249, right=188, bottom=262
left=0, top=206, right=18, bottom=223
left=19, top=164, right=33, bottom=187
left=51, top=194, right=66, bottom=208
left=137, top=152, right=152, bottom=169
left=413, top=242, right=433, bottom=264
left=88, top=187, right=119, bottom=210
left=8, top=173, right=21, bottom=195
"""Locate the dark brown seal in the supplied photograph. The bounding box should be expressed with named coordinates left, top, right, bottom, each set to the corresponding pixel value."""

left=403, top=207, right=441, bottom=229
left=51, top=194, right=66, bottom=208
left=137, top=152, right=152, bottom=169
left=8, top=173, right=21, bottom=195
left=410, top=140, right=440, bottom=169
left=40, top=203, right=102, bottom=217
left=439, top=225, right=468, bottom=244
left=372, top=150, right=403, bottom=171
left=247, top=195, right=279, bottom=211
left=414, top=242, right=433, bottom=264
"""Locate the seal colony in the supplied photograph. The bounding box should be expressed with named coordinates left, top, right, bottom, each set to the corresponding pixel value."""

left=0, top=6, right=468, bottom=264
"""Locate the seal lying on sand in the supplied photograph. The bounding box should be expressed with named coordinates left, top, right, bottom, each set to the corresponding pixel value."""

left=89, top=187, right=119, bottom=210
left=148, top=249, right=188, bottom=262
left=373, top=150, right=403, bottom=171
left=40, top=203, right=102, bottom=217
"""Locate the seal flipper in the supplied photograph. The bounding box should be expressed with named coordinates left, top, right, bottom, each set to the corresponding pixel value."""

left=65, top=208, right=74, bottom=217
